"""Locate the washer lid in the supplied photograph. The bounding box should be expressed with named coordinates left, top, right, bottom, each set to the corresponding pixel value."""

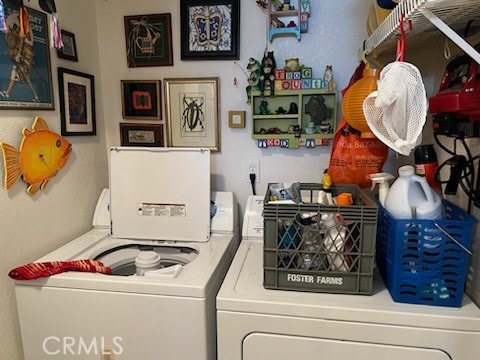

left=109, top=147, right=210, bottom=242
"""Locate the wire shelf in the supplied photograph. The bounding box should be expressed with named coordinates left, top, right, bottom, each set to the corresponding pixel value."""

left=365, top=0, right=480, bottom=59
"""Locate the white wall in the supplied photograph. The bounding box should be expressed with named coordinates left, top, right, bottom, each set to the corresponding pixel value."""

left=95, top=0, right=373, bottom=217
left=0, top=1, right=107, bottom=360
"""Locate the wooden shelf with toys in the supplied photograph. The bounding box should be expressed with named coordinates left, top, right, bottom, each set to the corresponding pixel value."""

left=247, top=53, right=337, bottom=149
left=267, top=0, right=311, bottom=42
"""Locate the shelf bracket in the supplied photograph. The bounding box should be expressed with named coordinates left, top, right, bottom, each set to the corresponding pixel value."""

left=419, top=8, right=480, bottom=65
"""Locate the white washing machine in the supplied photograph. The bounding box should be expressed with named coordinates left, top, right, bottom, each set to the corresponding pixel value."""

left=216, top=196, right=480, bottom=360
left=14, top=147, right=239, bottom=360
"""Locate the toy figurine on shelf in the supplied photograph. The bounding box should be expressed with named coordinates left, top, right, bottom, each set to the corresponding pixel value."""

left=284, top=58, right=300, bottom=72
left=259, top=100, right=271, bottom=115
left=288, top=102, right=298, bottom=114
left=271, top=0, right=283, bottom=11
left=288, top=124, right=302, bottom=138
left=259, top=50, right=277, bottom=96
left=323, top=65, right=338, bottom=92
left=305, top=121, right=317, bottom=134
left=246, top=57, right=261, bottom=103
left=282, top=0, right=293, bottom=10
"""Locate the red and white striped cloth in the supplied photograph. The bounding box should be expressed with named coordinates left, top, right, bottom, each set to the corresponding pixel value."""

left=9, top=260, right=112, bottom=280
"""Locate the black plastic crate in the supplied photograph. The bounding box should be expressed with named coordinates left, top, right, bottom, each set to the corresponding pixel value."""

left=263, top=183, right=378, bottom=295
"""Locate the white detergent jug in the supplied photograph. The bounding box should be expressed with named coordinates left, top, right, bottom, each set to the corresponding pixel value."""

left=384, top=165, right=443, bottom=219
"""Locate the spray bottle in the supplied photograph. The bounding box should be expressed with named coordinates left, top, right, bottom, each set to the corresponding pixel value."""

left=369, top=173, right=395, bottom=207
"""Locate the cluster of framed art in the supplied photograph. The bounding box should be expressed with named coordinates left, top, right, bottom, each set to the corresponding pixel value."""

left=0, top=1, right=94, bottom=136
left=1, top=0, right=241, bottom=151
left=119, top=0, right=240, bottom=151
left=120, top=80, right=164, bottom=147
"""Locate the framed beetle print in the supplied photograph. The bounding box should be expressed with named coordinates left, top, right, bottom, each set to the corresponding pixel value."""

left=164, top=77, right=219, bottom=151
left=180, top=0, right=240, bottom=60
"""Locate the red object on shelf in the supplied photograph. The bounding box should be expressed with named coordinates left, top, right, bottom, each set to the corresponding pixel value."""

left=429, top=54, right=480, bottom=119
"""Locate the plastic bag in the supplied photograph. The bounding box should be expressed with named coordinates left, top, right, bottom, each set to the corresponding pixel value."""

left=327, top=119, right=388, bottom=188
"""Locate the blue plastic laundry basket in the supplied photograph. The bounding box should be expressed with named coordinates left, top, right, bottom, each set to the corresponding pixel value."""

left=376, top=200, right=477, bottom=307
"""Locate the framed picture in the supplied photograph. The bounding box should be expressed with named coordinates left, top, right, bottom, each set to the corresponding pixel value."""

left=180, top=0, right=240, bottom=60
left=121, top=80, right=161, bottom=120
left=58, top=67, right=96, bottom=136
left=0, top=3, right=54, bottom=109
left=164, top=77, right=219, bottom=151
left=228, top=110, right=245, bottom=128
left=124, top=13, right=173, bottom=67
left=57, top=30, right=78, bottom=62
left=120, top=123, right=164, bottom=147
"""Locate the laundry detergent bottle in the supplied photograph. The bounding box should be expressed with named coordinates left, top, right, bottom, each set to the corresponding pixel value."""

left=384, top=165, right=443, bottom=219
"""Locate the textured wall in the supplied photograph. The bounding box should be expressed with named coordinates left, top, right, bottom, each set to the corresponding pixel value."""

left=0, top=1, right=108, bottom=360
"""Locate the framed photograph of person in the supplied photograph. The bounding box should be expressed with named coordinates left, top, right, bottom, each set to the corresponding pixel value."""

left=58, top=67, right=96, bottom=136
left=0, top=2, right=54, bottom=109
left=57, top=30, right=78, bottom=62
left=180, top=0, right=240, bottom=60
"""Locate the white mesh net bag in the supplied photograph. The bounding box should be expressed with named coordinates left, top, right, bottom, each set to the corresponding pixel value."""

left=363, top=61, right=427, bottom=156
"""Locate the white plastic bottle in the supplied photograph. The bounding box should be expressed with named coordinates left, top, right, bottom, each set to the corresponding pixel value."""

left=322, top=213, right=349, bottom=272
left=384, top=165, right=443, bottom=219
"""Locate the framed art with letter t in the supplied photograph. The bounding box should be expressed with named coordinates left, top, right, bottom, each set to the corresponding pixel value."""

left=180, top=0, right=240, bottom=60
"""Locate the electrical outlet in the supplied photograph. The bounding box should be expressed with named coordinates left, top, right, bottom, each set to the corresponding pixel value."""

left=246, top=160, right=260, bottom=183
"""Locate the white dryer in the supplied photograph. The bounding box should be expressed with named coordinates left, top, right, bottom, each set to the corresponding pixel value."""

left=14, top=147, right=239, bottom=360
left=216, top=196, right=480, bottom=360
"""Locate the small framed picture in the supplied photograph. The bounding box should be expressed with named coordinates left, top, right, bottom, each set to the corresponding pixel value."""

left=121, top=80, right=161, bottom=120
left=57, top=30, right=78, bottom=62
left=180, top=0, right=240, bottom=60
left=164, top=77, right=220, bottom=151
left=120, top=123, right=164, bottom=147
left=58, top=67, right=96, bottom=136
left=228, top=110, right=245, bottom=128
left=124, top=13, right=173, bottom=67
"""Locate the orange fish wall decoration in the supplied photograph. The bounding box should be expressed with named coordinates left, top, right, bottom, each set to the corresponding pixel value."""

left=1, top=116, right=72, bottom=195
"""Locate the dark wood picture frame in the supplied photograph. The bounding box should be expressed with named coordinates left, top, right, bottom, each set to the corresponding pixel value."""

left=58, top=67, right=96, bottom=136
left=57, top=30, right=78, bottom=62
left=121, top=80, right=161, bottom=120
left=180, top=0, right=240, bottom=60
left=124, top=13, right=173, bottom=67
left=120, top=123, right=164, bottom=147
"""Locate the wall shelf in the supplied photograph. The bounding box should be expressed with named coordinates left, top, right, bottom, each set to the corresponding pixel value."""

left=251, top=89, right=337, bottom=141
left=267, top=0, right=311, bottom=42
left=364, top=0, right=480, bottom=64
